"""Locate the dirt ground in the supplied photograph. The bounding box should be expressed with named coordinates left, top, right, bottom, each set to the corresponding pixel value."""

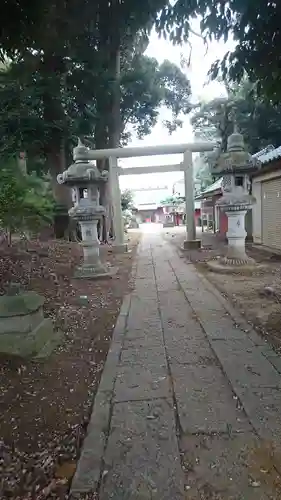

left=164, top=227, right=281, bottom=354
left=0, top=231, right=140, bottom=499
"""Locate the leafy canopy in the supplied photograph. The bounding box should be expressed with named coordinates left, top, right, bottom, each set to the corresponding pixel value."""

left=0, top=50, right=192, bottom=158
left=191, top=80, right=281, bottom=154
left=157, top=1, right=281, bottom=101
left=2, top=1, right=280, bottom=102
left=120, top=55, right=192, bottom=142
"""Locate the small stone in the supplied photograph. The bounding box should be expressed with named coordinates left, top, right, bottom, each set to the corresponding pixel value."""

left=146, top=415, right=157, bottom=420
left=185, top=485, right=191, bottom=490
left=250, top=480, right=261, bottom=487
left=259, top=286, right=276, bottom=299
left=78, top=295, right=89, bottom=306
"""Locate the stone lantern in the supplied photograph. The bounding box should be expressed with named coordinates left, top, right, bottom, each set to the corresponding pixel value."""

left=211, top=127, right=260, bottom=267
left=57, top=141, right=110, bottom=278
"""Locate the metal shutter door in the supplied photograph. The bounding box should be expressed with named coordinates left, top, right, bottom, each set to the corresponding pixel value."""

left=261, top=177, right=281, bottom=249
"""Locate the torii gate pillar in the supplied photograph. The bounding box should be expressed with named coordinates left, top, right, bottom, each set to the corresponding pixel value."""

left=183, top=150, right=201, bottom=249
left=109, top=156, right=127, bottom=253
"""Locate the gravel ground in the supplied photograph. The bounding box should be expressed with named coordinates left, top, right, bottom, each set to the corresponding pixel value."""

left=0, top=233, right=139, bottom=499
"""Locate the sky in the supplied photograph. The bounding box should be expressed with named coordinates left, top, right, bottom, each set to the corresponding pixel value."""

left=119, top=18, right=235, bottom=202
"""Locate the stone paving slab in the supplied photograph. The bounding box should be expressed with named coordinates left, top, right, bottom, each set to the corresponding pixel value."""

left=123, top=333, right=164, bottom=348
left=166, top=337, right=218, bottom=365
left=128, top=296, right=158, bottom=314
left=180, top=432, right=281, bottom=499
left=129, top=283, right=157, bottom=301
left=125, top=318, right=162, bottom=334
left=237, top=387, right=281, bottom=443
left=196, top=313, right=252, bottom=341
left=182, top=289, right=226, bottom=313
left=99, top=399, right=185, bottom=500
left=211, top=338, right=281, bottom=389
left=162, top=321, right=205, bottom=342
left=124, top=325, right=163, bottom=343
left=171, top=363, right=251, bottom=434
left=120, top=345, right=166, bottom=366
left=114, top=363, right=170, bottom=402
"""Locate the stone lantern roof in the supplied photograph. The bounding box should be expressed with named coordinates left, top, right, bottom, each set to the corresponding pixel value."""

left=57, top=161, right=108, bottom=186
left=211, top=127, right=261, bottom=177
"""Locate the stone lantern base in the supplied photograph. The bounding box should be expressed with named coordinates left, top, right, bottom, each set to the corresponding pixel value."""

left=207, top=258, right=262, bottom=275
left=210, top=201, right=258, bottom=271
left=74, top=241, right=112, bottom=279
left=74, top=265, right=113, bottom=279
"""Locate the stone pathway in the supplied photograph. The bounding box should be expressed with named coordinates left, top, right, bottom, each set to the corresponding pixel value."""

left=71, top=229, right=281, bottom=499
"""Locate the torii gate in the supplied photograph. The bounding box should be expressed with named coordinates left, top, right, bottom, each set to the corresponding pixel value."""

left=74, top=141, right=216, bottom=250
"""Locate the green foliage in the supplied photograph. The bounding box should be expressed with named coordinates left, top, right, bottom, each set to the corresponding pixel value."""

left=192, top=81, right=281, bottom=154
left=160, top=194, right=185, bottom=206
left=0, top=159, right=25, bottom=233
left=157, top=1, right=281, bottom=102
left=193, top=155, right=214, bottom=192
left=121, top=189, right=134, bottom=211
left=122, top=209, right=133, bottom=231
left=120, top=55, right=191, bottom=142
left=0, top=62, right=46, bottom=159
left=22, top=172, right=54, bottom=232
left=0, top=0, right=194, bottom=202
left=0, top=47, right=192, bottom=160
left=0, top=158, right=54, bottom=237
left=191, top=79, right=281, bottom=194
left=0, top=1, right=173, bottom=150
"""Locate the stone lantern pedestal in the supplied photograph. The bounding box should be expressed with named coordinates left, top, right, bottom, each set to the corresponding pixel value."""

left=217, top=197, right=255, bottom=266
left=70, top=202, right=110, bottom=279
left=208, top=127, right=261, bottom=273
left=57, top=145, right=111, bottom=279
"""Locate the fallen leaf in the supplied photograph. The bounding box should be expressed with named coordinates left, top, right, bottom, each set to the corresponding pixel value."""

left=55, top=461, right=77, bottom=479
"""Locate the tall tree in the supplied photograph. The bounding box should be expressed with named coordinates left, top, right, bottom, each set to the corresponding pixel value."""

left=0, top=52, right=191, bottom=164
left=0, top=1, right=171, bottom=200
left=192, top=81, right=281, bottom=154
left=157, top=1, right=281, bottom=102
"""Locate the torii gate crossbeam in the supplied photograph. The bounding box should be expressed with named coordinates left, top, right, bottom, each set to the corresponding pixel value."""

left=118, top=164, right=184, bottom=175
left=75, top=140, right=216, bottom=251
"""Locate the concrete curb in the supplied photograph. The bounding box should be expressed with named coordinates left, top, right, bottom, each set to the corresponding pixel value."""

left=70, top=239, right=141, bottom=495
left=70, top=293, right=131, bottom=497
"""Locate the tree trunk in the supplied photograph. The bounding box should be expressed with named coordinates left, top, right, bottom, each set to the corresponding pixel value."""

left=94, top=102, right=112, bottom=243
left=94, top=16, right=122, bottom=243
left=102, top=46, right=122, bottom=242
left=42, top=54, right=71, bottom=238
